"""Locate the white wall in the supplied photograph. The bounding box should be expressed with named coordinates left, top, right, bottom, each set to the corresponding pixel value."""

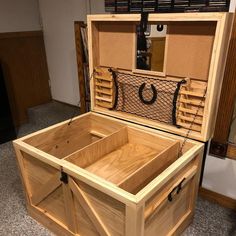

left=0, top=0, right=41, bottom=32
left=202, top=154, right=236, bottom=199
left=39, top=0, right=105, bottom=106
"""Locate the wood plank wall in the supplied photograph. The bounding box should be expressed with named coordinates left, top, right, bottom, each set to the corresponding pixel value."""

left=0, top=31, right=51, bottom=126
left=209, top=15, right=236, bottom=158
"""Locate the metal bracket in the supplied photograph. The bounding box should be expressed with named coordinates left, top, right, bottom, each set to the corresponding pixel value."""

left=209, top=140, right=228, bottom=159
left=168, top=177, right=186, bottom=202
left=60, top=171, right=68, bottom=184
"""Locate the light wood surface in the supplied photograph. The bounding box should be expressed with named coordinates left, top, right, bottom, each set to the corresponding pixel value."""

left=94, top=67, right=115, bottom=109
left=28, top=205, right=74, bottom=236
left=14, top=110, right=204, bottom=236
left=89, top=13, right=234, bottom=142
left=125, top=204, right=144, bottom=236
left=202, top=13, right=234, bottom=141
left=31, top=173, right=61, bottom=206
left=62, top=183, right=77, bottom=233
left=99, top=22, right=135, bottom=70
left=149, top=37, right=166, bottom=72
left=145, top=165, right=197, bottom=221
left=13, top=12, right=219, bottom=236
left=85, top=142, right=159, bottom=185
left=65, top=127, right=128, bottom=168
left=69, top=178, right=110, bottom=236
left=76, top=179, right=126, bottom=236
left=118, top=141, right=180, bottom=194
left=210, top=14, right=236, bottom=158
left=37, top=186, right=67, bottom=227
left=22, top=113, right=124, bottom=159
left=166, top=22, right=216, bottom=81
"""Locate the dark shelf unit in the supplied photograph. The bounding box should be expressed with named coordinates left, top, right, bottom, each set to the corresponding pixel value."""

left=105, top=0, right=230, bottom=13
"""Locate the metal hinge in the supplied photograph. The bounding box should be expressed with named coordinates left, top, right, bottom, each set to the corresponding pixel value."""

left=60, top=171, right=68, bottom=184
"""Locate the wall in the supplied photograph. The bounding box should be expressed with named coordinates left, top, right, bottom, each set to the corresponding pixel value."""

left=202, top=153, right=236, bottom=200
left=39, top=0, right=105, bottom=106
left=0, top=0, right=41, bottom=32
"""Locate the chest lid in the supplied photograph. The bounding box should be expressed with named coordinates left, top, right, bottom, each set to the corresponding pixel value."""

left=87, top=12, right=234, bottom=142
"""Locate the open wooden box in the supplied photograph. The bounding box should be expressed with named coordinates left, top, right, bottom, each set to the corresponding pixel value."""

left=13, top=12, right=233, bottom=236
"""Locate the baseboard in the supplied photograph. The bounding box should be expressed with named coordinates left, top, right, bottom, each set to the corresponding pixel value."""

left=199, top=187, right=236, bottom=211
left=53, top=99, right=81, bottom=109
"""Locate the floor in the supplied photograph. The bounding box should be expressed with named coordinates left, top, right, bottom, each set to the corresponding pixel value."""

left=0, top=101, right=235, bottom=236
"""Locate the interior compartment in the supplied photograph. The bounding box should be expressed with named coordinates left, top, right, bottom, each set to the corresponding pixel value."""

left=65, top=126, right=184, bottom=194
left=23, top=113, right=125, bottom=159
left=92, top=20, right=217, bottom=81
left=90, top=18, right=217, bottom=137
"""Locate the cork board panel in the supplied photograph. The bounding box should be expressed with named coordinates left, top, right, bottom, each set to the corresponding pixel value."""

left=165, top=22, right=216, bottom=81
left=99, top=22, right=135, bottom=70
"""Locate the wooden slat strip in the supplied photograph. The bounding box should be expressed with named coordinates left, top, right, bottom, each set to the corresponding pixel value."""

left=182, top=83, right=207, bottom=90
left=96, top=88, right=112, bottom=95
left=90, top=130, right=107, bottom=138
left=95, top=82, right=112, bottom=89
left=177, top=122, right=202, bottom=132
left=179, top=98, right=205, bottom=106
left=62, top=184, right=77, bottom=233
left=95, top=96, right=112, bottom=102
left=178, top=106, right=203, bottom=116
left=95, top=75, right=112, bottom=82
left=96, top=101, right=113, bottom=108
left=180, top=90, right=205, bottom=97
left=69, top=178, right=110, bottom=236
left=177, top=115, right=202, bottom=125
left=31, top=173, right=62, bottom=206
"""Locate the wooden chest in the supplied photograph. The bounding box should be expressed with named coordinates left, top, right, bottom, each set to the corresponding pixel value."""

left=13, top=12, right=233, bottom=236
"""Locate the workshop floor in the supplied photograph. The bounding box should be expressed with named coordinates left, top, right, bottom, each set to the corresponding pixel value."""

left=0, top=101, right=235, bottom=236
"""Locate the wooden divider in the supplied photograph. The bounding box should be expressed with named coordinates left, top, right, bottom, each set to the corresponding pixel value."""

left=118, top=140, right=180, bottom=194
left=64, top=127, right=128, bottom=168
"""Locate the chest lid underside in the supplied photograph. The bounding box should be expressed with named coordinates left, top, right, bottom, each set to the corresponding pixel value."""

left=87, top=12, right=234, bottom=142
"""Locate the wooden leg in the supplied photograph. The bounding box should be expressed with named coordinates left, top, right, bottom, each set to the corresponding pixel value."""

left=125, top=204, right=144, bottom=236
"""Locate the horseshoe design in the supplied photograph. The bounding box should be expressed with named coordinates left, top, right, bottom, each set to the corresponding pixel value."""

left=138, top=83, right=157, bottom=105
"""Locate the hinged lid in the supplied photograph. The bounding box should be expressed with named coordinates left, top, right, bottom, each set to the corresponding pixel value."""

left=87, top=12, right=234, bottom=142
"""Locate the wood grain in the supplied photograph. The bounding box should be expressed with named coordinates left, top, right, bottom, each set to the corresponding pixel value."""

left=99, top=22, right=135, bottom=70
left=24, top=113, right=124, bottom=159
left=0, top=30, right=51, bottom=125
left=69, top=178, right=110, bottom=236
left=118, top=141, right=180, bottom=194
left=74, top=179, right=126, bottom=236
left=28, top=205, right=74, bottom=236
left=62, top=184, right=77, bottom=233
left=37, top=186, right=68, bottom=227
left=86, top=142, right=159, bottom=185
left=166, top=22, right=216, bottom=81
left=210, top=15, right=236, bottom=153
left=31, top=173, right=61, bottom=206
left=65, top=127, right=128, bottom=168
left=74, top=21, right=87, bottom=114
left=226, top=143, right=236, bottom=160
left=199, top=187, right=236, bottom=211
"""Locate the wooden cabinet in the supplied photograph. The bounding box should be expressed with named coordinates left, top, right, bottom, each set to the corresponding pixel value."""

left=13, top=12, right=233, bottom=236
